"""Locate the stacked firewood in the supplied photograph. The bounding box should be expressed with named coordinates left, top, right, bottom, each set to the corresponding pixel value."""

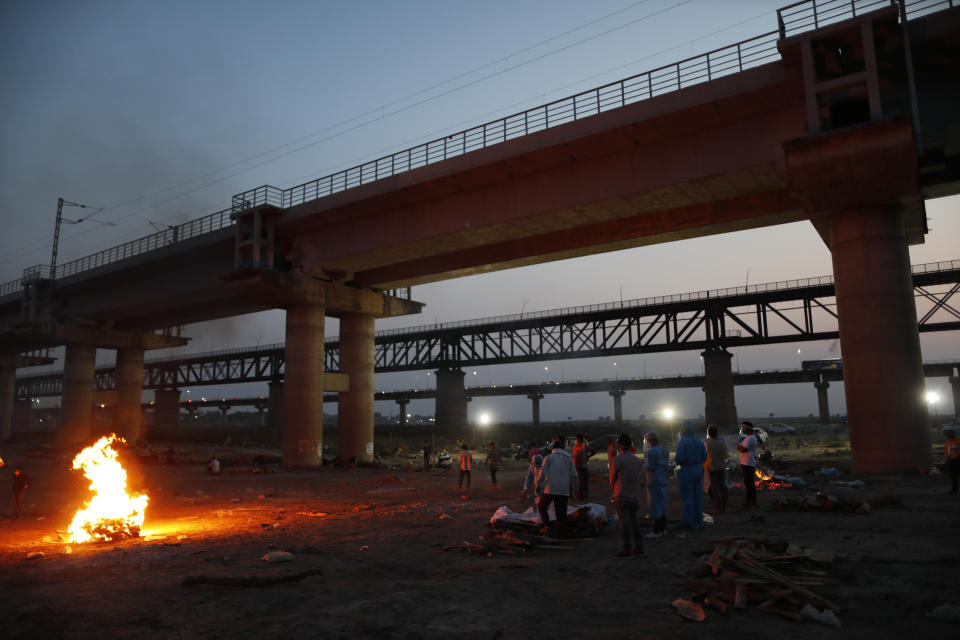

left=676, top=537, right=845, bottom=625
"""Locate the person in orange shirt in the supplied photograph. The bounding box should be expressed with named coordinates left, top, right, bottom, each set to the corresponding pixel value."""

left=458, top=444, right=473, bottom=490
left=944, top=428, right=959, bottom=495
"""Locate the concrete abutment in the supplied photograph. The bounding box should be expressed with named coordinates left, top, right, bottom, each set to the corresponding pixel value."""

left=338, top=314, right=375, bottom=462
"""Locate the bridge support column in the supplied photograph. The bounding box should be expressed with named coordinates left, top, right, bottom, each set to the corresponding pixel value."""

left=815, top=379, right=831, bottom=425
left=154, top=388, right=180, bottom=430
left=115, top=347, right=144, bottom=441
left=60, top=344, right=96, bottom=446
left=828, top=206, right=929, bottom=472
left=701, top=348, right=738, bottom=431
left=396, top=398, right=409, bottom=426
left=950, top=375, right=960, bottom=419
left=338, top=314, right=375, bottom=462
left=0, top=355, right=14, bottom=441
left=268, top=380, right=284, bottom=433
left=435, top=368, right=467, bottom=431
left=283, top=304, right=325, bottom=467
left=218, top=403, right=230, bottom=427
left=254, top=399, right=268, bottom=428
left=527, top=392, right=544, bottom=426
left=609, top=389, right=626, bottom=425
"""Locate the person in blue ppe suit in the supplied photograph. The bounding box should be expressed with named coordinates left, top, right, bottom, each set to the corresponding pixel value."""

left=674, top=420, right=708, bottom=530
left=643, top=431, right=670, bottom=539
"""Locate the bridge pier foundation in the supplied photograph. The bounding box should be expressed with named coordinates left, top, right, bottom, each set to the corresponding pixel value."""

left=0, top=355, right=14, bottom=441
left=527, top=392, right=544, bottom=426
left=828, top=205, right=929, bottom=472
left=282, top=304, right=325, bottom=467
left=338, top=314, right=375, bottom=462
left=609, top=389, right=625, bottom=425
left=702, top=348, right=738, bottom=432
left=435, top=368, right=467, bottom=432
left=218, top=402, right=230, bottom=427
left=950, top=375, right=960, bottom=419
left=60, top=344, right=96, bottom=446
left=114, top=347, right=144, bottom=441
left=154, top=388, right=181, bottom=431
left=815, top=379, right=830, bottom=424
left=396, top=398, right=409, bottom=426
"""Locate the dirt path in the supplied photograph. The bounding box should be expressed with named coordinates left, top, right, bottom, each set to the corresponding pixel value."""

left=1, top=443, right=958, bottom=639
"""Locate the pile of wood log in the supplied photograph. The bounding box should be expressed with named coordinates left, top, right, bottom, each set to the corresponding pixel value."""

left=442, top=529, right=578, bottom=556
left=677, top=537, right=846, bottom=625
left=769, top=491, right=871, bottom=513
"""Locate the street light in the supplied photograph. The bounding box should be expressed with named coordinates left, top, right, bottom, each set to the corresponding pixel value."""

left=926, top=391, right=940, bottom=416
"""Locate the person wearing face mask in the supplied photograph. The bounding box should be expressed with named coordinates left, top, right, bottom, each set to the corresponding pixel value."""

left=674, top=420, right=707, bottom=530
left=643, top=432, right=669, bottom=539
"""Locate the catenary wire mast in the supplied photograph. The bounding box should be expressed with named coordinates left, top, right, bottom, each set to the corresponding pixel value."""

left=51, top=198, right=112, bottom=280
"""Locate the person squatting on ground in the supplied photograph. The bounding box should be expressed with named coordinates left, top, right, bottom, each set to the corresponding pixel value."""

left=706, top=425, right=730, bottom=514
left=12, top=466, right=30, bottom=519
left=538, top=436, right=578, bottom=538
left=485, top=442, right=501, bottom=487
left=944, top=428, right=959, bottom=494
left=644, top=432, right=670, bottom=539
left=458, top=444, right=473, bottom=489
left=609, top=433, right=645, bottom=558
left=572, top=434, right=589, bottom=500
left=519, top=454, right=545, bottom=504
left=738, top=421, right=758, bottom=509
left=675, top=420, right=707, bottom=530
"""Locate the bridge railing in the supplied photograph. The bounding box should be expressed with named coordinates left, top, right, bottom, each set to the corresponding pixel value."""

left=777, top=0, right=955, bottom=39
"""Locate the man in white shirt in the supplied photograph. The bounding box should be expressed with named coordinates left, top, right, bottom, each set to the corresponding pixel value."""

left=537, top=436, right=579, bottom=538
left=737, top=421, right=758, bottom=510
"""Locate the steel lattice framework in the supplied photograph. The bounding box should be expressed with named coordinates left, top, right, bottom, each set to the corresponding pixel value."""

left=15, top=260, right=960, bottom=398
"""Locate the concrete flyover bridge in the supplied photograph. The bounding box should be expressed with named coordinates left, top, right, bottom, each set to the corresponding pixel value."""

left=1, top=0, right=958, bottom=471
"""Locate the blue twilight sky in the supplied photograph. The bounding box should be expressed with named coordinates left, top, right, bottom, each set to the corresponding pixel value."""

left=1, top=0, right=957, bottom=422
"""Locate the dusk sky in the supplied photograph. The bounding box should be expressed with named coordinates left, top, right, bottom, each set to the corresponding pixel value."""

left=2, top=0, right=957, bottom=424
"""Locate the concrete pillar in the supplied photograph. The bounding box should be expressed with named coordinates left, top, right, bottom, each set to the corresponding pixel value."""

left=950, top=375, right=960, bottom=419
left=828, top=205, right=929, bottom=472
left=282, top=304, right=325, bottom=467
left=255, top=400, right=268, bottom=428
left=0, top=355, right=15, bottom=441
left=218, top=403, right=230, bottom=426
left=13, top=399, right=33, bottom=435
left=154, top=388, right=181, bottom=430
left=396, top=398, right=409, bottom=426
left=527, top=392, right=544, bottom=426
left=268, top=380, right=284, bottom=432
left=114, top=347, right=144, bottom=441
left=701, top=348, right=738, bottom=431
left=815, top=379, right=831, bottom=424
left=60, top=343, right=97, bottom=446
left=435, top=367, right=467, bottom=431
left=338, top=314, right=375, bottom=462
left=609, top=389, right=626, bottom=425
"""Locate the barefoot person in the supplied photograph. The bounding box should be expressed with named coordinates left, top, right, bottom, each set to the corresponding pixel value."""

left=610, top=434, right=645, bottom=558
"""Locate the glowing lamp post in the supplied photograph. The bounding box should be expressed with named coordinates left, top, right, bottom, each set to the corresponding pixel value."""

left=662, top=407, right=676, bottom=446
left=926, top=391, right=940, bottom=416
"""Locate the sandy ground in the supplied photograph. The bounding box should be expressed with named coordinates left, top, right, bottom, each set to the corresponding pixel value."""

left=0, top=436, right=958, bottom=640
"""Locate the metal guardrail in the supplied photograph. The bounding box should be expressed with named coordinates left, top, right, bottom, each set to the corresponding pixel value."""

left=0, top=0, right=953, bottom=299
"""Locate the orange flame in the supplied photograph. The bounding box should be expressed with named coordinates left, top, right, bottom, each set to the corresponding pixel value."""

left=68, top=434, right=148, bottom=543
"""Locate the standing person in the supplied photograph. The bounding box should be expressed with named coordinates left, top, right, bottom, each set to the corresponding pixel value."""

left=12, top=466, right=30, bottom=520
left=610, top=434, right=645, bottom=558
left=485, top=442, right=501, bottom=487
left=944, top=428, right=959, bottom=494
left=538, top=436, right=578, bottom=538
left=706, top=425, right=730, bottom=514
left=572, top=434, right=590, bottom=500
left=423, top=441, right=432, bottom=472
left=458, top=444, right=473, bottom=490
left=519, top=454, right=545, bottom=504
left=644, top=432, right=670, bottom=539
left=675, top=421, right=707, bottom=530
left=737, top=421, right=758, bottom=510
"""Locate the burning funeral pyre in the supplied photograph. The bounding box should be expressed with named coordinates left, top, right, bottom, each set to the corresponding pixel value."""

left=68, top=434, right=149, bottom=543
